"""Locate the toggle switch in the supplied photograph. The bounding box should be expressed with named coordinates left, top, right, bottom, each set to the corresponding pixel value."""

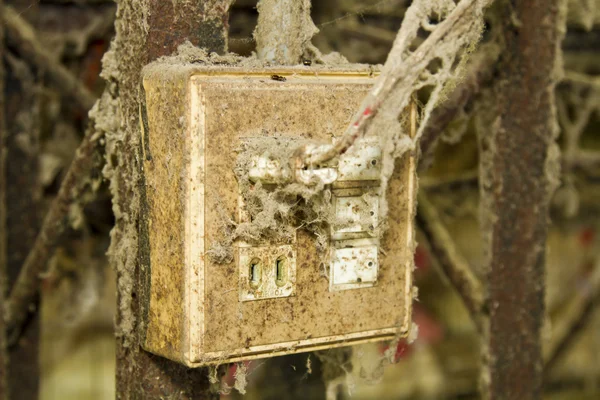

left=330, top=239, right=379, bottom=291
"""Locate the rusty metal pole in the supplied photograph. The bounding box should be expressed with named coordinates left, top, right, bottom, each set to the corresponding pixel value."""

left=479, top=1, right=565, bottom=399
left=108, top=1, right=232, bottom=398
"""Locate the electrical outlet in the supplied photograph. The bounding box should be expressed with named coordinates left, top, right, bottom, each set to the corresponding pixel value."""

left=140, top=65, right=416, bottom=367
left=238, top=244, right=297, bottom=301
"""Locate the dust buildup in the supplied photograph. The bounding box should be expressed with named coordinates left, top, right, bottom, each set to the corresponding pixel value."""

left=316, top=348, right=355, bottom=399
left=328, top=323, right=419, bottom=392
left=207, top=134, right=382, bottom=264
left=319, top=51, right=351, bottom=66
left=339, top=0, right=489, bottom=219
left=254, top=0, right=319, bottom=65
left=154, top=41, right=246, bottom=66
left=205, top=363, right=248, bottom=395
left=93, top=16, right=143, bottom=345
left=208, top=136, right=340, bottom=264
left=233, top=362, right=249, bottom=395
left=315, top=343, right=416, bottom=398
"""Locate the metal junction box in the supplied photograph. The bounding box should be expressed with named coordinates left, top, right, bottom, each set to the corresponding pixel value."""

left=140, top=65, right=416, bottom=367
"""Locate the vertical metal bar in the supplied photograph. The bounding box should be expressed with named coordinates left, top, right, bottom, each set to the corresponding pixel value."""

left=145, top=0, right=230, bottom=63
left=480, top=1, right=565, bottom=399
left=113, top=1, right=232, bottom=398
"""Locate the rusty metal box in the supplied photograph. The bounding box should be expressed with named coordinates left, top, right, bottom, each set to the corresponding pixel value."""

left=140, top=65, right=416, bottom=367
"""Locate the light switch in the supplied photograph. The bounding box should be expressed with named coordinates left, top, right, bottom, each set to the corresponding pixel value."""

left=332, top=194, right=379, bottom=238
left=248, top=153, right=291, bottom=184
left=330, top=240, right=379, bottom=291
left=295, top=144, right=338, bottom=185
left=337, top=137, right=382, bottom=182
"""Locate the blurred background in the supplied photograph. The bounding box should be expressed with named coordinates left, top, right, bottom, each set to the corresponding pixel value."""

left=1, top=0, right=599, bottom=399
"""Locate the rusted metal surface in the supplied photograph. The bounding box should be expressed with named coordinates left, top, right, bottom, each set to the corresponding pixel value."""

left=146, top=0, right=231, bottom=62
left=114, top=1, right=233, bottom=398
left=481, top=1, right=563, bottom=398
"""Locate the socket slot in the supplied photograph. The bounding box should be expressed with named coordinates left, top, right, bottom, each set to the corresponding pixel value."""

left=275, top=257, right=288, bottom=287
left=249, top=258, right=262, bottom=288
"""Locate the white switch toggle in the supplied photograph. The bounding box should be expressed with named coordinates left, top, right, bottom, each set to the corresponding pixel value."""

left=332, top=194, right=379, bottom=239
left=337, top=137, right=382, bottom=182
left=330, top=240, right=379, bottom=291
left=295, top=144, right=338, bottom=185
left=248, top=154, right=292, bottom=184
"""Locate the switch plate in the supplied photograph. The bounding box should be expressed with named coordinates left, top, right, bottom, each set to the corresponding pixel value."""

left=332, top=193, right=379, bottom=238
left=336, top=137, right=382, bottom=182
left=140, top=65, right=416, bottom=367
left=330, top=239, right=379, bottom=291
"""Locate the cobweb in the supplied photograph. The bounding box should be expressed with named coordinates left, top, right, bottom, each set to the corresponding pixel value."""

left=368, top=0, right=491, bottom=215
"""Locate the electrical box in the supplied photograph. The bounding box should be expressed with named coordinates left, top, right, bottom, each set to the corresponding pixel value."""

left=140, top=64, right=416, bottom=367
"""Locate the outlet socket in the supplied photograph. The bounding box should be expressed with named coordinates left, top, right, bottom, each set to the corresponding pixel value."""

left=239, top=244, right=297, bottom=301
